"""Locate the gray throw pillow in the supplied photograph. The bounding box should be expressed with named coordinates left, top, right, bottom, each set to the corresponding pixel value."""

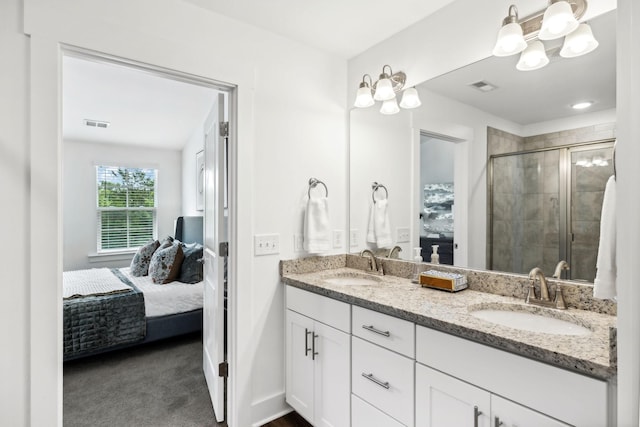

left=149, top=242, right=184, bottom=284
left=130, top=239, right=160, bottom=276
left=179, top=242, right=204, bottom=284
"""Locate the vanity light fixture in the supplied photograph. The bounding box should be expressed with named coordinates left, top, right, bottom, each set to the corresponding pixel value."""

left=492, top=0, right=597, bottom=71
left=353, top=64, right=421, bottom=114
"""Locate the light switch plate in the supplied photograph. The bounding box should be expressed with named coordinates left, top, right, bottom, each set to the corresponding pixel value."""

left=333, top=230, right=344, bottom=248
left=293, top=234, right=303, bottom=252
left=254, top=234, right=280, bottom=256
left=397, top=227, right=410, bottom=243
left=350, top=229, right=359, bottom=247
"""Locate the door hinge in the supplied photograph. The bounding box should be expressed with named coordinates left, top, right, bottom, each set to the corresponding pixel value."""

left=219, top=121, right=229, bottom=137
left=219, top=242, right=229, bottom=257
left=219, top=361, right=229, bottom=378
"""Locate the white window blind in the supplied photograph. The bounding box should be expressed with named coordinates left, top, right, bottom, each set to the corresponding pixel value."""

left=96, top=166, right=157, bottom=251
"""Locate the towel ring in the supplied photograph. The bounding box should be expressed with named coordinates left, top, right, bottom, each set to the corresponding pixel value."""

left=371, top=182, right=388, bottom=203
left=308, top=178, right=328, bottom=198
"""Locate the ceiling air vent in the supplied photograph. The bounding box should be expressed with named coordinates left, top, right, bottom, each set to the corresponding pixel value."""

left=84, top=119, right=111, bottom=128
left=469, top=80, right=498, bottom=92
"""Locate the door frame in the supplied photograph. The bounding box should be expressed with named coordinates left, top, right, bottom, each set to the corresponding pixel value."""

left=42, top=44, right=238, bottom=425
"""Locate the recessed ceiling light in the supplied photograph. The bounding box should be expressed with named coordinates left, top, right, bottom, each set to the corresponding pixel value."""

left=571, top=101, right=593, bottom=110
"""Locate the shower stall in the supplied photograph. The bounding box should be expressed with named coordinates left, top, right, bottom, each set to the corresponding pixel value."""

left=488, top=139, right=615, bottom=281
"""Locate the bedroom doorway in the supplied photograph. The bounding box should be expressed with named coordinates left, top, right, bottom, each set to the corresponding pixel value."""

left=61, top=48, right=234, bottom=425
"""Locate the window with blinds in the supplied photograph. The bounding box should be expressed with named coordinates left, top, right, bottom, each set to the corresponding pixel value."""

left=96, top=165, right=157, bottom=251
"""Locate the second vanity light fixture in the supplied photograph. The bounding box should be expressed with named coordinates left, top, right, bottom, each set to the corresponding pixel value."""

left=354, top=64, right=421, bottom=114
left=492, top=0, right=598, bottom=71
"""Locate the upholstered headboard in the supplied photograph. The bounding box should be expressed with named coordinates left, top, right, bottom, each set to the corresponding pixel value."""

left=174, top=216, right=203, bottom=245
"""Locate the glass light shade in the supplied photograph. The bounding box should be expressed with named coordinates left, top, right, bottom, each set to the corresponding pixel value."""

left=516, top=41, right=549, bottom=71
left=354, top=86, right=375, bottom=108
left=380, top=97, right=400, bottom=115
left=492, top=22, right=527, bottom=56
left=373, top=77, right=395, bottom=101
left=399, top=87, right=421, bottom=109
left=539, top=1, right=579, bottom=40
left=560, top=23, right=599, bottom=58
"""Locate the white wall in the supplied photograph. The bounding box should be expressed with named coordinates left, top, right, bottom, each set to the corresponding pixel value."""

left=21, top=1, right=348, bottom=426
left=0, top=0, right=29, bottom=425
left=62, top=140, right=182, bottom=271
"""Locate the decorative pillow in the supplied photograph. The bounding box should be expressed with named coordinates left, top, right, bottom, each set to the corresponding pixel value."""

left=130, top=239, right=160, bottom=277
left=178, top=242, right=204, bottom=284
left=149, top=242, right=184, bottom=284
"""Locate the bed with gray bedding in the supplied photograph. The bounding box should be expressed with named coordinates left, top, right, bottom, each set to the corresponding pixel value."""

left=63, top=268, right=146, bottom=359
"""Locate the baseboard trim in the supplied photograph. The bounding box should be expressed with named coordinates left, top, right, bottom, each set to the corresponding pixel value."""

left=251, top=391, right=291, bottom=427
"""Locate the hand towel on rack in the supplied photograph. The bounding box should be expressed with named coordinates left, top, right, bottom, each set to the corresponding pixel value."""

left=594, top=175, right=616, bottom=300
left=303, top=196, right=331, bottom=254
left=366, top=199, right=392, bottom=248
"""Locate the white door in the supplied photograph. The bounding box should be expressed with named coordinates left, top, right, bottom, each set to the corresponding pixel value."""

left=416, top=363, right=490, bottom=427
left=285, top=309, right=316, bottom=423
left=203, top=93, right=226, bottom=423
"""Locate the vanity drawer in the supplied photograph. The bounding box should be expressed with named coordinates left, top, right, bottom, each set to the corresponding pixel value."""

left=352, top=336, right=414, bottom=427
left=353, top=305, right=415, bottom=357
left=285, top=285, right=350, bottom=333
left=352, top=394, right=405, bottom=427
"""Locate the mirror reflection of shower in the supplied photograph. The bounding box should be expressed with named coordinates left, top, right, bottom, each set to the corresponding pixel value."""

left=420, top=134, right=455, bottom=265
left=488, top=130, right=615, bottom=281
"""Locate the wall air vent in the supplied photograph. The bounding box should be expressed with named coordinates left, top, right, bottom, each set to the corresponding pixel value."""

left=84, top=119, right=111, bottom=128
left=469, top=80, right=498, bottom=92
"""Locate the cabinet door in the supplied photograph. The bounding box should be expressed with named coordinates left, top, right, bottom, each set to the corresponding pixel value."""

left=352, top=394, right=405, bottom=427
left=492, top=395, right=571, bottom=427
left=314, top=321, right=350, bottom=427
left=416, top=363, right=490, bottom=427
left=286, top=310, right=315, bottom=423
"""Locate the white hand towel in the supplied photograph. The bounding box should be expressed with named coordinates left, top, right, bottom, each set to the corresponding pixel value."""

left=594, top=175, right=616, bottom=300
left=304, top=196, right=331, bottom=254
left=374, top=199, right=393, bottom=248
left=366, top=203, right=376, bottom=244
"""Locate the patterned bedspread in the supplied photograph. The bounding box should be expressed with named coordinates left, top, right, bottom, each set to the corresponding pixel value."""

left=63, top=268, right=146, bottom=359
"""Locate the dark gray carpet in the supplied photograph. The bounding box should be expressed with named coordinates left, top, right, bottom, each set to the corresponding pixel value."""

left=64, top=332, right=219, bottom=427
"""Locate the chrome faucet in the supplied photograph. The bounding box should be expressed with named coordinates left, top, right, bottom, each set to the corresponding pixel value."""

left=360, top=249, right=384, bottom=275
left=552, top=260, right=570, bottom=279
left=387, top=245, right=402, bottom=259
left=526, top=267, right=566, bottom=310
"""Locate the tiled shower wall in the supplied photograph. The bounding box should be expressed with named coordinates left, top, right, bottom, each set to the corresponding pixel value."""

left=487, top=124, right=616, bottom=279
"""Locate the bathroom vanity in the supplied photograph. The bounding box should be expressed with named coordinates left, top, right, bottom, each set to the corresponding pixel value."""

left=281, top=255, right=617, bottom=427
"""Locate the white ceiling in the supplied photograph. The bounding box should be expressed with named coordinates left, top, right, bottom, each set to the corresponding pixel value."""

left=419, top=9, right=616, bottom=125
left=183, top=0, right=457, bottom=59
left=63, top=55, right=219, bottom=150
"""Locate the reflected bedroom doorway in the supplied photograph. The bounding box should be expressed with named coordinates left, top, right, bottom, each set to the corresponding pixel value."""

left=419, top=133, right=455, bottom=265
left=61, top=50, right=232, bottom=425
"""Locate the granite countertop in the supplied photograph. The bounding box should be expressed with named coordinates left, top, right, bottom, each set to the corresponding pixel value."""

left=282, top=266, right=617, bottom=380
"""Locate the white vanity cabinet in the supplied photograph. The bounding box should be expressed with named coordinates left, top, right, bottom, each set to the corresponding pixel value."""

left=415, top=364, right=569, bottom=427
left=415, top=326, right=609, bottom=427
left=285, top=286, right=351, bottom=427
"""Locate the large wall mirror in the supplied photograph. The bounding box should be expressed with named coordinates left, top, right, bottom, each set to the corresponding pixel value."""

left=349, top=8, right=615, bottom=283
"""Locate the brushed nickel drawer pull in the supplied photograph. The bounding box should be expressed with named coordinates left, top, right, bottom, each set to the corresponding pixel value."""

left=304, top=328, right=312, bottom=357
left=494, top=416, right=504, bottom=427
left=474, top=406, right=483, bottom=427
left=361, top=372, right=390, bottom=389
left=362, top=324, right=391, bottom=337
left=312, top=333, right=319, bottom=360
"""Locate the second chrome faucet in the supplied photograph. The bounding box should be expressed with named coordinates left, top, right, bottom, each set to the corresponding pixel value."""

left=360, top=249, right=384, bottom=275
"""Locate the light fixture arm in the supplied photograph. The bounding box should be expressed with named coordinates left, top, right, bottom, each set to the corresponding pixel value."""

left=359, top=74, right=373, bottom=89
left=502, top=5, right=520, bottom=26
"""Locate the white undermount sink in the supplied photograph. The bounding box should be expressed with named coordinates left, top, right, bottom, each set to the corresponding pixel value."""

left=320, top=270, right=382, bottom=286
left=470, top=305, right=592, bottom=336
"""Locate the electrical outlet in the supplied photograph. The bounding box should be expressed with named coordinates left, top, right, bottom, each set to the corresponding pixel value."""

left=333, top=230, right=344, bottom=248
left=254, top=234, right=280, bottom=256
left=350, top=229, right=359, bottom=247
left=397, top=227, right=410, bottom=243
left=293, top=234, right=303, bottom=252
